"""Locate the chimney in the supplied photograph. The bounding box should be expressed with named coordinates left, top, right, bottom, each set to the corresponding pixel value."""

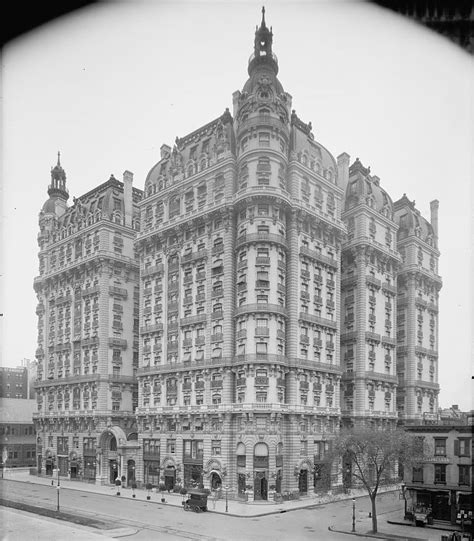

left=160, top=144, right=171, bottom=159
left=430, top=199, right=439, bottom=237
left=337, top=152, right=350, bottom=193
left=123, top=170, right=133, bottom=227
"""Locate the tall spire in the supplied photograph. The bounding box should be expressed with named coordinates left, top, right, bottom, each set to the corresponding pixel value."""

left=48, top=150, right=69, bottom=201
left=248, top=6, right=278, bottom=76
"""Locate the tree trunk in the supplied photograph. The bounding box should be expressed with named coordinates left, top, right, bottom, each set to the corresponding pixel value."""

left=370, top=495, right=378, bottom=533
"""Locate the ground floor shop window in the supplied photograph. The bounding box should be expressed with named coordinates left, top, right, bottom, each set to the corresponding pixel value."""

left=144, top=461, right=160, bottom=487
left=184, top=463, right=203, bottom=488
left=84, top=457, right=96, bottom=480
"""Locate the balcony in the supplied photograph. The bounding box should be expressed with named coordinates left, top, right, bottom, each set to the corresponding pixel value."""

left=236, top=329, right=247, bottom=339
left=237, top=260, right=247, bottom=270
left=255, top=280, right=270, bottom=290
left=382, top=335, right=396, bottom=346
left=180, top=314, right=206, bottom=326
left=314, top=295, right=323, bottom=305
left=183, top=338, right=193, bottom=347
left=299, top=335, right=309, bottom=345
left=255, top=376, right=269, bottom=386
left=299, top=312, right=336, bottom=329
left=109, top=286, right=128, bottom=299
left=236, top=232, right=288, bottom=249
left=300, top=291, right=310, bottom=301
left=195, top=336, right=205, bottom=346
left=300, top=381, right=309, bottom=390
left=196, top=271, right=206, bottom=281
left=183, top=296, right=193, bottom=305
left=366, top=276, right=381, bottom=289
left=326, top=279, right=335, bottom=289
left=182, top=382, right=192, bottom=391
left=210, top=380, right=223, bottom=389
left=211, top=333, right=224, bottom=342
left=108, top=338, right=127, bottom=349
left=195, top=293, right=206, bottom=302
left=237, top=283, right=247, bottom=293
left=341, top=331, right=357, bottom=342
left=235, top=303, right=287, bottom=317
left=301, top=269, right=310, bottom=279
left=299, top=246, right=337, bottom=269
left=326, top=300, right=335, bottom=309
left=365, top=332, right=381, bottom=342
left=277, top=329, right=285, bottom=339
left=181, top=249, right=208, bottom=263
left=211, top=310, right=223, bottom=320
left=256, top=257, right=270, bottom=266
left=236, top=378, right=246, bottom=386
left=195, top=381, right=205, bottom=390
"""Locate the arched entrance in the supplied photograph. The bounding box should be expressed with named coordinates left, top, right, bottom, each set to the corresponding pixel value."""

left=127, top=460, right=136, bottom=487
left=99, top=426, right=127, bottom=485
left=164, top=465, right=176, bottom=491
left=210, top=471, right=222, bottom=490
left=298, top=469, right=308, bottom=494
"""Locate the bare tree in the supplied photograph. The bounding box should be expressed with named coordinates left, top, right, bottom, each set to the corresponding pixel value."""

left=330, top=427, right=424, bottom=533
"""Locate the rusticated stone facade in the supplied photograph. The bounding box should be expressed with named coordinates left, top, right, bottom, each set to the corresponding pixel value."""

left=33, top=10, right=442, bottom=497
left=33, top=157, right=143, bottom=483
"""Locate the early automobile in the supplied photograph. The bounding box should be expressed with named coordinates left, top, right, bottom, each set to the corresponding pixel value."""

left=182, top=489, right=208, bottom=513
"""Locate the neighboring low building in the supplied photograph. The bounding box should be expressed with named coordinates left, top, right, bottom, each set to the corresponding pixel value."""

left=0, top=398, right=37, bottom=469
left=0, top=367, right=29, bottom=399
left=404, top=419, right=472, bottom=526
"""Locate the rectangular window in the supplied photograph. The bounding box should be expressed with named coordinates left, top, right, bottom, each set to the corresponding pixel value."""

left=412, top=466, right=423, bottom=483
left=166, top=439, right=176, bottom=454
left=434, top=438, right=446, bottom=456
left=458, top=465, right=470, bottom=486
left=211, top=440, right=221, bottom=456
left=455, top=438, right=471, bottom=457
left=259, top=132, right=270, bottom=146
left=434, top=464, right=446, bottom=484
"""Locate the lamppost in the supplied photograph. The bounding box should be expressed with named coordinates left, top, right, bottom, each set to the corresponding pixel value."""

left=352, top=498, right=356, bottom=532
left=224, top=485, right=229, bottom=513
left=57, top=465, right=60, bottom=512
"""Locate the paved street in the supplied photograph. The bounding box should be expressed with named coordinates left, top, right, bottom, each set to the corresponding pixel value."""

left=0, top=477, right=452, bottom=540
left=0, top=506, right=117, bottom=541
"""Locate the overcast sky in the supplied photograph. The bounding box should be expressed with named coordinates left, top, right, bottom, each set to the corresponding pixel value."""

left=1, top=0, right=472, bottom=410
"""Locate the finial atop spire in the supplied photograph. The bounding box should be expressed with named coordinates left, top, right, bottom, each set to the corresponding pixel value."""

left=57, top=151, right=61, bottom=166
left=261, top=6, right=266, bottom=26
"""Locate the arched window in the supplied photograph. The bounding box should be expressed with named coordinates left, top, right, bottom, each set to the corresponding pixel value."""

left=254, top=443, right=269, bottom=468
left=236, top=443, right=246, bottom=467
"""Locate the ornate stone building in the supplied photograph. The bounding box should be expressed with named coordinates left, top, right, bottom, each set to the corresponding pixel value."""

left=33, top=10, right=442, bottom=497
left=393, top=195, right=442, bottom=423
left=134, top=10, right=346, bottom=499
left=33, top=156, right=143, bottom=483
left=340, top=159, right=401, bottom=429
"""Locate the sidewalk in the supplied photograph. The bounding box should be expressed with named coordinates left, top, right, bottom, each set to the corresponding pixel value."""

left=330, top=510, right=465, bottom=541
left=2, top=468, right=398, bottom=518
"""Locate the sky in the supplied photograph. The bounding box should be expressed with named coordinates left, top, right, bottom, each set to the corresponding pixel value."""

left=1, top=0, right=472, bottom=410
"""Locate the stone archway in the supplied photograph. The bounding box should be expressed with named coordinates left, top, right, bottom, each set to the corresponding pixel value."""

left=98, top=426, right=127, bottom=484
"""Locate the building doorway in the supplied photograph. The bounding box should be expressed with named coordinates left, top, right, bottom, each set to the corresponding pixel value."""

left=254, top=471, right=268, bottom=501
left=45, top=458, right=54, bottom=476
left=211, top=472, right=222, bottom=490
left=299, top=469, right=308, bottom=494
left=109, top=459, right=118, bottom=484
left=70, top=462, right=78, bottom=479
left=164, top=466, right=176, bottom=491
left=432, top=492, right=451, bottom=521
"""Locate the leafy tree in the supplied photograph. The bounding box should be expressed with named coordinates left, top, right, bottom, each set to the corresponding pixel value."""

left=330, top=427, right=424, bottom=533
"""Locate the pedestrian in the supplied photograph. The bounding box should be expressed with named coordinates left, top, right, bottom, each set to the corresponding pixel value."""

left=115, top=476, right=122, bottom=496
left=131, top=480, right=137, bottom=498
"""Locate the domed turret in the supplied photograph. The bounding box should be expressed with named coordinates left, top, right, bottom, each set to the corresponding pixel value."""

left=41, top=152, right=69, bottom=217
left=243, top=7, right=284, bottom=97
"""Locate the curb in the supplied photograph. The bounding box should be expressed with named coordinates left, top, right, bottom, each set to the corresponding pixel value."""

left=328, top=525, right=428, bottom=541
